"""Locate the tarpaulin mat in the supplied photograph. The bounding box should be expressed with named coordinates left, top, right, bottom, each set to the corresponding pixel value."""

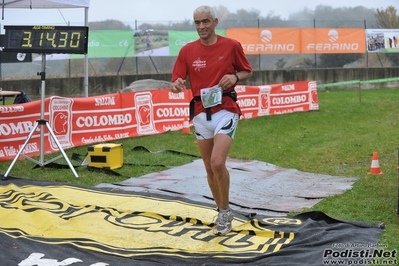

left=0, top=177, right=384, bottom=266
left=98, top=158, right=359, bottom=216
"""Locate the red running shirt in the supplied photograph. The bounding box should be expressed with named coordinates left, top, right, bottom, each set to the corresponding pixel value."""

left=172, top=35, right=252, bottom=117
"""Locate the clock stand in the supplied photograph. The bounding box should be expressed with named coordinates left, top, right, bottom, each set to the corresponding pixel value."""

left=1, top=25, right=89, bottom=180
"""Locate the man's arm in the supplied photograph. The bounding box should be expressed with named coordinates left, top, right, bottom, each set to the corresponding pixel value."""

left=234, top=71, right=252, bottom=83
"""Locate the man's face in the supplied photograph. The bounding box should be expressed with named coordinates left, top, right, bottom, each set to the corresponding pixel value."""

left=194, top=12, right=218, bottom=40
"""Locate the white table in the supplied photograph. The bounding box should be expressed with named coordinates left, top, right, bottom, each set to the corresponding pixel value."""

left=0, top=90, right=21, bottom=105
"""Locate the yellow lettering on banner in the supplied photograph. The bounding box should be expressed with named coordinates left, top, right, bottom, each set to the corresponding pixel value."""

left=0, top=184, right=296, bottom=258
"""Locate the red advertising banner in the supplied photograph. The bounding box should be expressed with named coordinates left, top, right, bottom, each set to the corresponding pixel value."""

left=0, top=81, right=318, bottom=162
left=237, top=81, right=318, bottom=118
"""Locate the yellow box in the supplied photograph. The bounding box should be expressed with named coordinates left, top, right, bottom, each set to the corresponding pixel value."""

left=87, top=143, right=123, bottom=170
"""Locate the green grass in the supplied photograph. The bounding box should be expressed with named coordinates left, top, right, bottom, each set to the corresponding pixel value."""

left=1, top=98, right=15, bottom=105
left=1, top=88, right=398, bottom=250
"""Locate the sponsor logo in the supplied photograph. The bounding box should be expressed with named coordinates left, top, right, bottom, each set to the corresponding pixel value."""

left=76, top=114, right=132, bottom=128
left=260, top=30, right=273, bottom=42
left=192, top=57, right=206, bottom=72
left=242, top=29, right=296, bottom=53
left=49, top=98, right=74, bottom=149
left=0, top=187, right=296, bottom=259
left=168, top=92, right=185, bottom=100
left=234, top=86, right=246, bottom=93
left=258, top=86, right=272, bottom=116
left=156, top=107, right=189, bottom=118
left=95, top=96, right=116, bottom=106
left=175, top=39, right=195, bottom=47
left=0, top=105, right=24, bottom=113
left=0, top=121, right=35, bottom=136
left=305, top=29, right=359, bottom=52
left=237, top=98, right=256, bottom=107
left=272, top=95, right=307, bottom=105
left=282, top=84, right=295, bottom=91
left=134, top=92, right=157, bottom=134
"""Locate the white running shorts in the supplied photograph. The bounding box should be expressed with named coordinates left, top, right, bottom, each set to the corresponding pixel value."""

left=193, top=110, right=239, bottom=140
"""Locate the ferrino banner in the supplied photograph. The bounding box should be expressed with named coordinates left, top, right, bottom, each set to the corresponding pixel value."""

left=66, top=28, right=395, bottom=58
left=301, top=28, right=366, bottom=54
left=226, top=28, right=301, bottom=54
left=0, top=81, right=318, bottom=161
left=226, top=28, right=366, bottom=54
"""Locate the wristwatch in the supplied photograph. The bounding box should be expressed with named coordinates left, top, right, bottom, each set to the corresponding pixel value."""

left=233, top=73, right=240, bottom=84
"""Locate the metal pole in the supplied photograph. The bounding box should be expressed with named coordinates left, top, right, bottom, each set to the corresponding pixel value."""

left=39, top=54, right=46, bottom=165
left=364, top=19, right=368, bottom=68
left=314, top=19, right=317, bottom=69
left=84, top=7, right=89, bottom=97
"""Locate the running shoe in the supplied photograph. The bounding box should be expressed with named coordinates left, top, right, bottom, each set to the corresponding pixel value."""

left=213, top=208, right=233, bottom=235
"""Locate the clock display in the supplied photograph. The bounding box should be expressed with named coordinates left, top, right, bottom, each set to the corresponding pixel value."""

left=3, top=25, right=88, bottom=54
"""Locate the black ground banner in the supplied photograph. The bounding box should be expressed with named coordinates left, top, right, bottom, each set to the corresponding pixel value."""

left=0, top=177, right=385, bottom=266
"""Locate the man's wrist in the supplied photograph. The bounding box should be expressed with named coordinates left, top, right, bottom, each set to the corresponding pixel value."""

left=233, top=73, right=240, bottom=84
left=171, top=84, right=180, bottom=93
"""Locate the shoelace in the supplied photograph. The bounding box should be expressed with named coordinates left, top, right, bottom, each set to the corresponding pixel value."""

left=212, top=209, right=231, bottom=225
left=218, top=211, right=231, bottom=224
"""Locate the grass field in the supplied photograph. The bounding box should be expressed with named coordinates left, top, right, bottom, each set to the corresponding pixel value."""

left=1, top=88, right=398, bottom=253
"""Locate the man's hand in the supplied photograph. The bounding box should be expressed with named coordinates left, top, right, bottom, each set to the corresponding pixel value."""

left=171, top=78, right=187, bottom=93
left=218, top=74, right=239, bottom=90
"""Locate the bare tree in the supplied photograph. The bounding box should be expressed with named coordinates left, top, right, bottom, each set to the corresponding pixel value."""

left=214, top=5, right=230, bottom=20
left=275, top=58, right=287, bottom=69
left=375, top=6, right=399, bottom=28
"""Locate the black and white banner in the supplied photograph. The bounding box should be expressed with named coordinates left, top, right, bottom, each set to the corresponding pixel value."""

left=0, top=178, right=385, bottom=266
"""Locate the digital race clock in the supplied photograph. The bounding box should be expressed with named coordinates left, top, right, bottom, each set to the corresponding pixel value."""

left=3, top=25, right=89, bottom=54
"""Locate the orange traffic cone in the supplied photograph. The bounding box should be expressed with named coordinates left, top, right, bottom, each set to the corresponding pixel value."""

left=182, top=117, right=192, bottom=134
left=369, top=152, right=383, bottom=175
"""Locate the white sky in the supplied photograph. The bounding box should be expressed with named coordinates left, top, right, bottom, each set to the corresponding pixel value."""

left=0, top=0, right=397, bottom=30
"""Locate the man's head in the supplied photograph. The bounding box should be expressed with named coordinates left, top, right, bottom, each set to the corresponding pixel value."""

left=193, top=5, right=218, bottom=42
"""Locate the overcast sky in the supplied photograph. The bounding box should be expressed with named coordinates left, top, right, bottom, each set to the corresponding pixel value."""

left=0, top=0, right=397, bottom=30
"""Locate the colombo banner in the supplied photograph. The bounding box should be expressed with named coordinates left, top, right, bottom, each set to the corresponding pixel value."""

left=0, top=81, right=318, bottom=161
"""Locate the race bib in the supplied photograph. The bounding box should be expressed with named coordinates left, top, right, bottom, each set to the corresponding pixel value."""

left=200, top=85, right=222, bottom=108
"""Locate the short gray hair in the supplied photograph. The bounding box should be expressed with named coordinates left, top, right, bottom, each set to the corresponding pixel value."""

left=193, top=5, right=217, bottom=20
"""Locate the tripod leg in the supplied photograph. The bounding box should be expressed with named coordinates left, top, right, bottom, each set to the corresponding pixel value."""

left=3, top=122, right=39, bottom=179
left=45, top=122, right=79, bottom=178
